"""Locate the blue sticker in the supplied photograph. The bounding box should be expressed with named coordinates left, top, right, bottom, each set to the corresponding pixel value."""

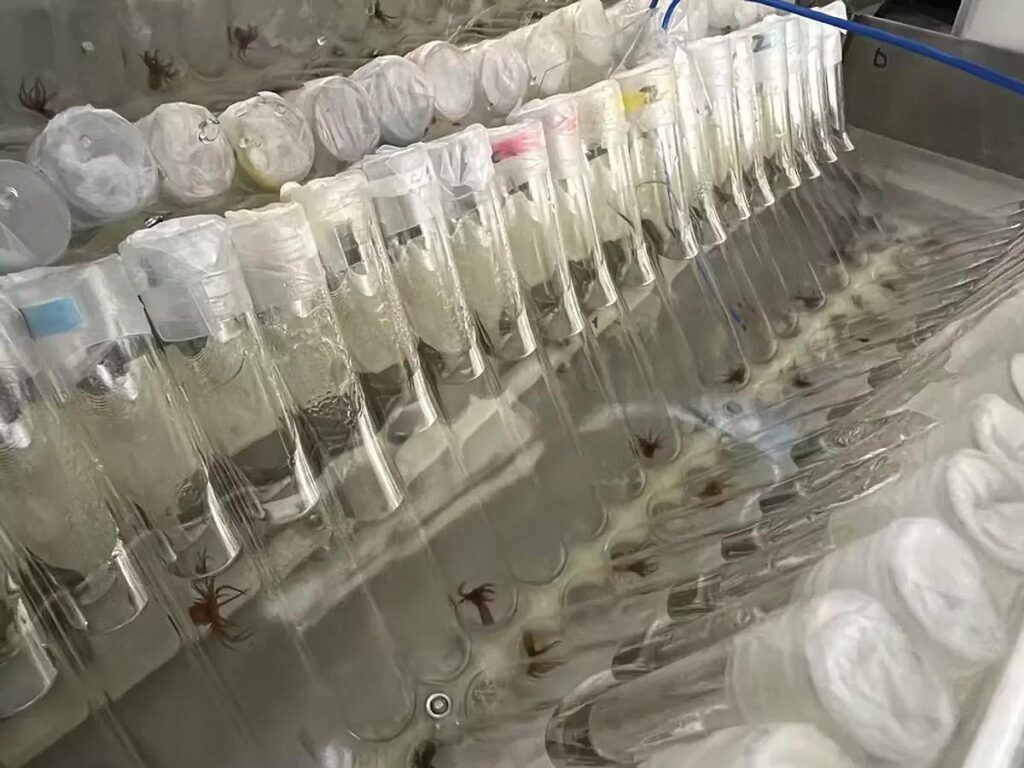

left=21, top=297, right=83, bottom=338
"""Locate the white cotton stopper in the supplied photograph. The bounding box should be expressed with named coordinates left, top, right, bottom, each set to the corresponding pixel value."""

left=219, top=92, right=315, bottom=190
left=797, top=518, right=1006, bottom=676
left=136, top=102, right=236, bottom=205
left=971, top=393, right=1024, bottom=466
left=644, top=723, right=859, bottom=768
left=119, top=214, right=253, bottom=343
left=944, top=449, right=1024, bottom=572
left=473, top=39, right=530, bottom=115
left=510, top=94, right=585, bottom=181
left=285, top=76, right=381, bottom=163
left=729, top=590, right=956, bottom=766
left=407, top=42, right=476, bottom=122
left=225, top=202, right=326, bottom=310
left=351, top=56, right=435, bottom=146
left=0, top=160, right=70, bottom=272
left=27, top=106, right=159, bottom=228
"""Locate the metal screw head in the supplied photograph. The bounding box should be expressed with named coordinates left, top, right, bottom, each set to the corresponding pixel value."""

left=425, top=692, right=451, bottom=719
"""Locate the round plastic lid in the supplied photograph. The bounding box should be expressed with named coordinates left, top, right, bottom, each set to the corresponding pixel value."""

left=352, top=56, right=435, bottom=146
left=0, top=160, right=71, bottom=271
left=220, top=92, right=315, bottom=190
left=522, top=25, right=570, bottom=96
left=27, top=106, right=159, bottom=228
left=408, top=42, right=476, bottom=122
left=311, top=77, right=381, bottom=162
left=476, top=40, right=530, bottom=115
left=136, top=102, right=236, bottom=205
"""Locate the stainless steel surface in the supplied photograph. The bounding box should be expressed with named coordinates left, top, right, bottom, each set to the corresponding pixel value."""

left=844, top=14, right=1024, bottom=179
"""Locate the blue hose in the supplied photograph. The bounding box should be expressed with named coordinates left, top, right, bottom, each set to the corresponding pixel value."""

left=661, top=0, right=683, bottom=29
left=746, top=0, right=1024, bottom=99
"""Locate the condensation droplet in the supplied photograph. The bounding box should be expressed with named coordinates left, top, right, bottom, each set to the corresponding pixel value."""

left=144, top=214, right=166, bottom=228
left=273, top=105, right=286, bottom=117
left=80, top=41, right=96, bottom=54
left=197, top=117, right=221, bottom=143
left=0, top=186, right=18, bottom=212
left=316, top=35, right=327, bottom=46
left=79, top=135, right=92, bottom=149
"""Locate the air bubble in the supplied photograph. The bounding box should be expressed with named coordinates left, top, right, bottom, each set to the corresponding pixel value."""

left=316, top=35, right=327, bottom=46
left=79, top=136, right=92, bottom=149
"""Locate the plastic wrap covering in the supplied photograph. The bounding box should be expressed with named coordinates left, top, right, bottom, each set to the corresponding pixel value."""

left=407, top=41, right=476, bottom=123
left=26, top=106, right=159, bottom=227
left=120, top=214, right=252, bottom=343
left=469, top=38, right=531, bottom=117
left=351, top=56, right=435, bottom=147
left=136, top=102, right=236, bottom=205
left=219, top=92, right=314, bottom=190
left=285, top=76, right=381, bottom=165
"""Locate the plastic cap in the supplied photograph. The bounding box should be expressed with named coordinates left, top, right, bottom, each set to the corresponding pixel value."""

left=351, top=56, right=435, bottom=146
left=424, top=125, right=495, bottom=208
left=226, top=203, right=326, bottom=310
left=27, top=106, right=159, bottom=228
left=487, top=120, right=551, bottom=188
left=282, top=169, right=376, bottom=277
left=120, top=214, right=252, bottom=342
left=364, top=146, right=441, bottom=237
left=510, top=94, right=584, bottom=180
left=574, top=80, right=627, bottom=148
left=220, top=92, right=314, bottom=190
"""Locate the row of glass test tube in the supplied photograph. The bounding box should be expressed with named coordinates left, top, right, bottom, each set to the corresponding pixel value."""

left=0, top=0, right=571, bottom=133
left=0, top=5, right=903, bottom=766
left=4, top=0, right=623, bottom=258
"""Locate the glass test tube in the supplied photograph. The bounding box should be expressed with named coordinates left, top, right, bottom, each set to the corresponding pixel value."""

left=510, top=92, right=682, bottom=466
left=487, top=119, right=646, bottom=504
left=121, top=216, right=416, bottom=743
left=282, top=170, right=520, bottom=631
left=728, top=29, right=803, bottom=339
left=746, top=18, right=828, bottom=309
left=615, top=58, right=750, bottom=391
left=425, top=124, right=611, bottom=542
left=547, top=591, right=956, bottom=767
left=575, top=79, right=702, bottom=436
left=0, top=286, right=270, bottom=768
left=364, top=146, right=567, bottom=586
left=227, top=200, right=470, bottom=683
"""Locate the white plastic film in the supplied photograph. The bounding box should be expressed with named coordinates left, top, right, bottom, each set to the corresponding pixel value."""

left=136, top=102, right=236, bottom=205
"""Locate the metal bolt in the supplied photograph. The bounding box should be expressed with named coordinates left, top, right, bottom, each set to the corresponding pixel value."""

left=425, top=692, right=451, bottom=719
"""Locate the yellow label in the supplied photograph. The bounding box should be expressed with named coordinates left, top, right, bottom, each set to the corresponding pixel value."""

left=621, top=90, right=650, bottom=115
